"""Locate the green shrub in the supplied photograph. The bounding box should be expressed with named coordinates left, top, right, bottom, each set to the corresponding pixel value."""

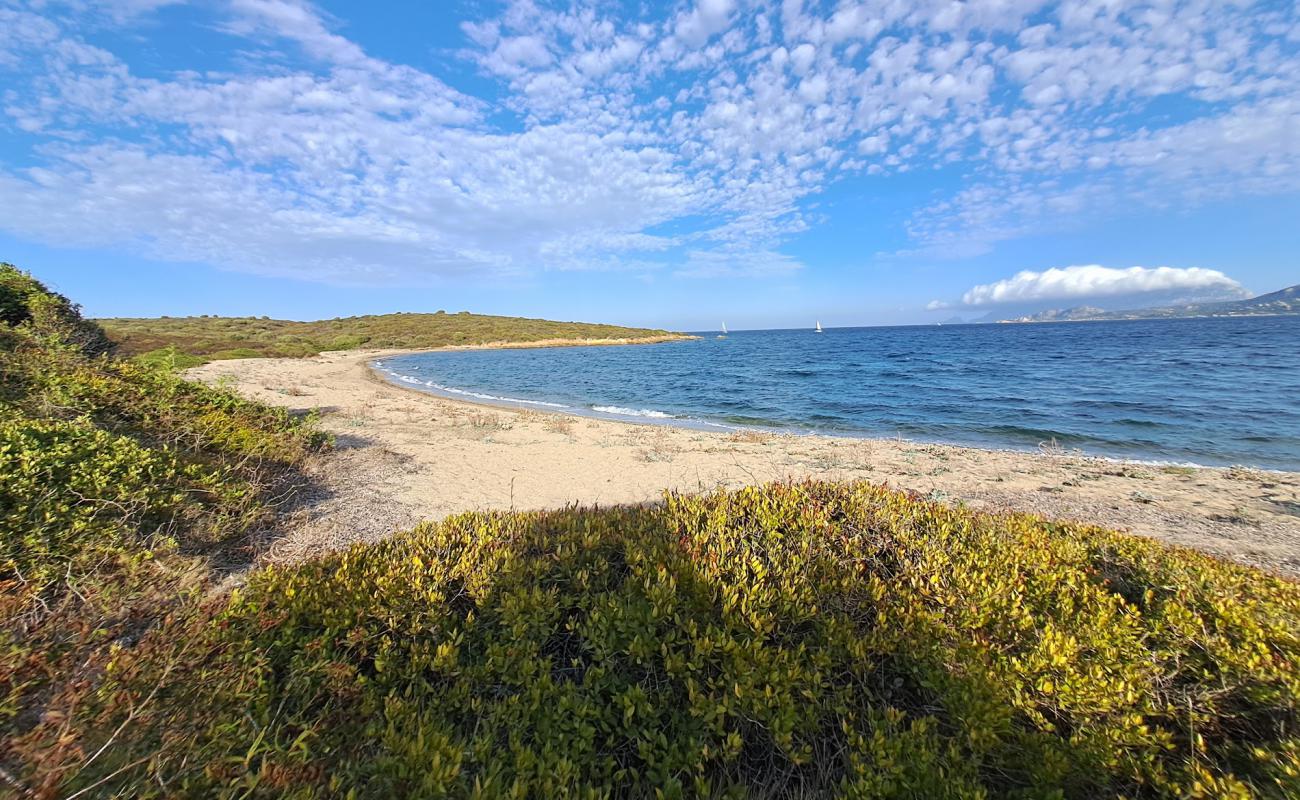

left=63, top=482, right=1299, bottom=798
left=0, top=266, right=325, bottom=794
left=5, top=343, right=325, bottom=463
left=0, top=263, right=113, bottom=356
left=328, top=333, right=371, bottom=350
left=206, top=346, right=264, bottom=360
left=0, top=417, right=248, bottom=590
left=134, top=345, right=208, bottom=371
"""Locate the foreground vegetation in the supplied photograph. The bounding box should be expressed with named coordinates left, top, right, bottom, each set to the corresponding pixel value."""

left=3, top=263, right=1299, bottom=798
left=1, top=265, right=326, bottom=796
left=100, top=311, right=684, bottom=367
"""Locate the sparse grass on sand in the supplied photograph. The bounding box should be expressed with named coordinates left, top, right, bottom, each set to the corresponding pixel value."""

left=543, top=415, right=576, bottom=436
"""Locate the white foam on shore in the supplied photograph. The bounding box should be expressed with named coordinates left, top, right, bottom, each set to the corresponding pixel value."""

left=387, top=371, right=569, bottom=409
left=384, top=366, right=741, bottom=431
left=591, top=405, right=674, bottom=419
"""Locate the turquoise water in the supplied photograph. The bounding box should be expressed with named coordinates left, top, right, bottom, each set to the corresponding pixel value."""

left=376, top=316, right=1300, bottom=470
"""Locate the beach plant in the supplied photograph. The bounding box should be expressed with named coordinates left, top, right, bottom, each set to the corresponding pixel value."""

left=0, top=263, right=113, bottom=356
left=34, top=482, right=1297, bottom=799
left=132, top=344, right=207, bottom=372
left=0, top=264, right=324, bottom=795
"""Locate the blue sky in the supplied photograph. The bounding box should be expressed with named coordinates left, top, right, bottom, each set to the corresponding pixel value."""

left=1, top=0, right=1297, bottom=330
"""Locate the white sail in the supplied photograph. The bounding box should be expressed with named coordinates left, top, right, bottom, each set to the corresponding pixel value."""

left=722, top=322, right=728, bottom=334
left=815, top=320, right=823, bottom=333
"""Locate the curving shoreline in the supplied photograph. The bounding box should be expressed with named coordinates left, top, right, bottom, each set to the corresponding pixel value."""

left=395, top=333, right=697, bottom=352
left=371, top=356, right=1300, bottom=472
left=186, top=348, right=1300, bottom=577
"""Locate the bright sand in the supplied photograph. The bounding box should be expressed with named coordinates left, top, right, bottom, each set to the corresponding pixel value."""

left=187, top=348, right=1300, bottom=577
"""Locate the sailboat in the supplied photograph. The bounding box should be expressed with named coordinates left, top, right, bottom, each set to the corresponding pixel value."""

left=814, top=321, right=824, bottom=334
left=717, top=322, right=728, bottom=339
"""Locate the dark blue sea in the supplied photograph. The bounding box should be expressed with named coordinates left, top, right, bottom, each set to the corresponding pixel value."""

left=376, top=316, right=1300, bottom=471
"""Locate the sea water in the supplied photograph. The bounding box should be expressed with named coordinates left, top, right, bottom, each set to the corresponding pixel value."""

left=377, top=316, right=1300, bottom=470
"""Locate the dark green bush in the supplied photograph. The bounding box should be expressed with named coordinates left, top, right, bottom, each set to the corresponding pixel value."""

left=328, top=333, right=371, bottom=350
left=0, top=263, right=113, bottom=356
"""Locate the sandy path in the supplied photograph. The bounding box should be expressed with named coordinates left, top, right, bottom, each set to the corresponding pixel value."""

left=188, top=349, right=1300, bottom=577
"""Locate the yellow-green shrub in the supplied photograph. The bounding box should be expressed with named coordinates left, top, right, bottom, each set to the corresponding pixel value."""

left=0, top=262, right=112, bottom=356
left=0, top=417, right=249, bottom=590
left=0, top=265, right=324, bottom=795
left=5, top=340, right=326, bottom=463
left=134, top=345, right=207, bottom=371
left=75, top=482, right=1298, bottom=798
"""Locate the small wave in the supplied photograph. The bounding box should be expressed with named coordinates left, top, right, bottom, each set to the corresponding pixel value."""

left=389, top=372, right=568, bottom=408
left=592, top=405, right=674, bottom=419
left=981, top=424, right=1090, bottom=444
left=1115, top=418, right=1167, bottom=428
left=430, top=382, right=569, bottom=409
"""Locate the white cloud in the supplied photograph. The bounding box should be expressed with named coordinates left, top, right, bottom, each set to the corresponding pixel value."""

left=674, top=0, right=736, bottom=48
left=0, top=0, right=1297, bottom=284
left=225, top=0, right=368, bottom=65
left=672, top=248, right=803, bottom=279
left=958, top=265, right=1246, bottom=307
left=495, top=36, right=552, bottom=68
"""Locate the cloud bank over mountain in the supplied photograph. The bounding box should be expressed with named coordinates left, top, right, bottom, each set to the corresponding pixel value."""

left=951, top=265, right=1248, bottom=309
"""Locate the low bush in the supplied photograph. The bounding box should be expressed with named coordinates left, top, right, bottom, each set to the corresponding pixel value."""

left=0, top=264, right=325, bottom=796
left=134, top=345, right=208, bottom=371
left=0, top=417, right=247, bottom=592
left=57, top=482, right=1300, bottom=798
left=0, top=262, right=112, bottom=356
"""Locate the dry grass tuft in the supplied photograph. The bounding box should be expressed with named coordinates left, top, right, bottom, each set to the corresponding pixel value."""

left=543, top=415, right=576, bottom=436
left=466, top=412, right=511, bottom=431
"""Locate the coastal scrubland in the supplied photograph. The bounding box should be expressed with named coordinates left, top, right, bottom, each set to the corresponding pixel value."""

left=1, top=265, right=326, bottom=795
left=3, top=263, right=1300, bottom=798
left=99, top=310, right=685, bottom=367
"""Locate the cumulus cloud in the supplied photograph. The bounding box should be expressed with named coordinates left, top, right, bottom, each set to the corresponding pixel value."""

left=957, top=265, right=1247, bottom=307
left=674, top=0, right=735, bottom=47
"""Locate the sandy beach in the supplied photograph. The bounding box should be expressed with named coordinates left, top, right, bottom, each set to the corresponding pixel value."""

left=187, top=348, right=1300, bottom=577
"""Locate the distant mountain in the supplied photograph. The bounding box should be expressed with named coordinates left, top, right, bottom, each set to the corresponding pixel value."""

left=999, top=284, right=1300, bottom=323
left=999, top=306, right=1107, bottom=323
